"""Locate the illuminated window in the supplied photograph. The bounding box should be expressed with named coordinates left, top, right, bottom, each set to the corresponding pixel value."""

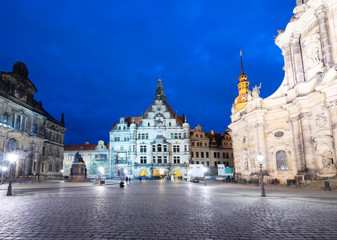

left=276, top=150, right=288, bottom=170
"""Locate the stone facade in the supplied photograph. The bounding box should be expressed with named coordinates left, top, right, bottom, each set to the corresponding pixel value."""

left=190, top=125, right=233, bottom=175
left=0, top=62, right=66, bottom=180
left=63, top=140, right=109, bottom=178
left=109, top=79, right=190, bottom=179
left=229, top=0, right=337, bottom=183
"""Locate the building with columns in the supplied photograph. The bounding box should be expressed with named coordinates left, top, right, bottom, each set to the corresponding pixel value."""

left=0, top=62, right=66, bottom=180
left=109, top=79, right=190, bottom=179
left=229, top=0, right=337, bottom=183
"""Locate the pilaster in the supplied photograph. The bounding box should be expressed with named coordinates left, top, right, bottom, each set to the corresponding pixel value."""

left=291, top=33, right=305, bottom=83
left=315, top=5, right=333, bottom=69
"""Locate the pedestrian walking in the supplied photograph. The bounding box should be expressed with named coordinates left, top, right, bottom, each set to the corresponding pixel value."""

left=128, top=177, right=131, bottom=183
left=126, top=176, right=128, bottom=183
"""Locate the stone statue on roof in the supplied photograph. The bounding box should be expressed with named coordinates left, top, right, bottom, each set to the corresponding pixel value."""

left=154, top=78, right=166, bottom=101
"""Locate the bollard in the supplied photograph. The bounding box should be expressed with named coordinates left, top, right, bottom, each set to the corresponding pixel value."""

left=324, top=181, right=331, bottom=191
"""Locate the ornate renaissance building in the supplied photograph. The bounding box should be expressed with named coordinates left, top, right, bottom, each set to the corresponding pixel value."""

left=0, top=62, right=66, bottom=180
left=229, top=0, right=337, bottom=183
left=109, top=79, right=190, bottom=179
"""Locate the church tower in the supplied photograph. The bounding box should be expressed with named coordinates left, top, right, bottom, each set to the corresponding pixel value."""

left=234, top=51, right=250, bottom=112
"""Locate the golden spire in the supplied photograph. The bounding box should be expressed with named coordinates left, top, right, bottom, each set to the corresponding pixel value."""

left=234, top=50, right=250, bottom=112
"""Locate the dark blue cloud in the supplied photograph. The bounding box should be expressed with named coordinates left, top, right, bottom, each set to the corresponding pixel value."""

left=0, top=0, right=296, bottom=144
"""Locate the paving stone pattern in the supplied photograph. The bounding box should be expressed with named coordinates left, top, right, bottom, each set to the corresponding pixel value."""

left=1, top=181, right=337, bottom=239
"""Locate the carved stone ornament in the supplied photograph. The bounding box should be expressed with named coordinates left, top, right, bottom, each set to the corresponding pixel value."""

left=252, top=83, right=261, bottom=99
left=315, top=113, right=328, bottom=128
left=303, top=33, right=322, bottom=68
left=299, top=112, right=312, bottom=120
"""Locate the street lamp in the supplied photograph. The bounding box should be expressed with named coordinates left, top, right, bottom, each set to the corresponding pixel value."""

left=257, top=153, right=266, bottom=197
left=1, top=166, right=8, bottom=184
left=203, top=167, right=208, bottom=186
left=7, top=153, right=18, bottom=196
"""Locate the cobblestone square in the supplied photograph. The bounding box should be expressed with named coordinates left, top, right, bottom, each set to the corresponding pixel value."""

left=1, top=181, right=337, bottom=239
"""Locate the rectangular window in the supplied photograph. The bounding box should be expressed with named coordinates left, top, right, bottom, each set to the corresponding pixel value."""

left=217, top=152, right=220, bottom=158
left=140, top=145, right=147, bottom=153
left=140, top=156, right=147, bottom=164
left=214, top=152, right=217, bottom=158
left=152, top=145, right=156, bottom=152
left=174, top=133, right=178, bottom=139
left=173, top=145, right=180, bottom=153
left=158, top=156, right=162, bottom=164
left=173, top=156, right=180, bottom=164
left=164, top=145, right=167, bottom=152
left=206, top=152, right=209, bottom=158
left=191, top=161, right=194, bottom=164
left=204, top=143, right=207, bottom=147
left=184, top=145, right=187, bottom=152
left=207, top=161, right=209, bottom=166
left=196, top=152, right=199, bottom=158
left=192, top=142, right=195, bottom=146
left=223, top=153, right=226, bottom=158
left=215, top=162, right=217, bottom=167
left=178, top=133, right=181, bottom=139
left=171, top=133, right=174, bottom=139
left=196, top=161, right=199, bottom=164
left=138, top=133, right=141, bottom=139
left=191, top=152, right=194, bottom=158
left=153, top=156, right=156, bottom=163
left=201, top=152, right=204, bottom=158
left=226, top=153, right=229, bottom=159
left=142, top=133, right=145, bottom=139
left=164, top=156, right=167, bottom=164
left=146, top=133, right=149, bottom=139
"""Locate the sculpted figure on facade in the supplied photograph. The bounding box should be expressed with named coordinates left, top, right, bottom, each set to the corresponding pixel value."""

left=252, top=83, right=261, bottom=99
left=322, top=151, right=335, bottom=170
left=315, top=112, right=328, bottom=128
left=303, top=33, right=322, bottom=70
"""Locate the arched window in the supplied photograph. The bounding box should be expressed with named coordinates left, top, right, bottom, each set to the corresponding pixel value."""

left=276, top=150, right=288, bottom=170
left=157, top=144, right=162, bottom=152
left=8, top=139, right=17, bottom=150
left=48, top=162, right=53, bottom=172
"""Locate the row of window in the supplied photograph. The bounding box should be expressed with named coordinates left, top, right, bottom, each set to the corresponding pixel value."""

left=191, top=161, right=230, bottom=167
left=171, top=132, right=187, bottom=139
left=191, top=151, right=232, bottom=159
left=2, top=113, right=63, bottom=143
left=41, top=161, right=60, bottom=172
left=139, top=156, right=181, bottom=164
left=136, top=144, right=188, bottom=153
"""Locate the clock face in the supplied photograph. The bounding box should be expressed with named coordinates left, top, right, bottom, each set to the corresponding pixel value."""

left=157, top=107, right=161, bottom=111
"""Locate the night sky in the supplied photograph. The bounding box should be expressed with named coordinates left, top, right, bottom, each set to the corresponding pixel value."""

left=0, top=0, right=296, bottom=145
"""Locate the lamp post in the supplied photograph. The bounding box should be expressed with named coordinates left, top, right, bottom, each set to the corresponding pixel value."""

left=1, top=166, right=8, bottom=184
left=6, top=153, right=18, bottom=196
left=257, top=153, right=266, bottom=197
left=203, top=167, right=208, bottom=186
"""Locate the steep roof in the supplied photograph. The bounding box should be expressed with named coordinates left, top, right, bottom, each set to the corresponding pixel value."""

left=64, top=144, right=109, bottom=151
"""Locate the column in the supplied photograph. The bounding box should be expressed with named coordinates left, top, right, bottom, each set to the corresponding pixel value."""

left=315, top=5, right=333, bottom=69
left=291, top=34, right=305, bottom=83
left=299, top=113, right=316, bottom=172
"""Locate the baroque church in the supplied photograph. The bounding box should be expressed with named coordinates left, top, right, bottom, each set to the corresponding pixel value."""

left=229, top=0, right=337, bottom=183
left=0, top=62, right=66, bottom=180
left=109, top=79, right=190, bottom=179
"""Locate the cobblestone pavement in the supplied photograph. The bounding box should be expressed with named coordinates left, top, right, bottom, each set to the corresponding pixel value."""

left=1, top=180, right=337, bottom=239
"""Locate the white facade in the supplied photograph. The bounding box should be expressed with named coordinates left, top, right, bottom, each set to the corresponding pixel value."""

left=229, top=0, right=337, bottom=183
left=63, top=140, right=109, bottom=178
left=109, top=79, right=190, bottom=179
